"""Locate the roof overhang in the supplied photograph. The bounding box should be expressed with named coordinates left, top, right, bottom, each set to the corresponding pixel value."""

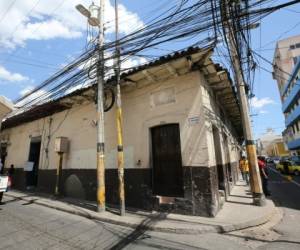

left=1, top=47, right=242, bottom=138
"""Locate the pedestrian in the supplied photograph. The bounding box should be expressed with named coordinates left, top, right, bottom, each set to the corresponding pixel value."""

left=258, top=156, right=271, bottom=196
left=8, top=164, right=14, bottom=188
left=239, top=156, right=250, bottom=185
left=0, top=159, right=3, bottom=174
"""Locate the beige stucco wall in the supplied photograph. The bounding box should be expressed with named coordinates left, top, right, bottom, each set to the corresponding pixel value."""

left=2, top=102, right=98, bottom=171
left=200, top=78, right=240, bottom=167
left=2, top=71, right=216, bottom=171
left=274, top=35, right=300, bottom=93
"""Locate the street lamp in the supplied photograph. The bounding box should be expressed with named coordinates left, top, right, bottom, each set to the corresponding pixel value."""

left=76, top=1, right=106, bottom=213
left=76, top=3, right=100, bottom=27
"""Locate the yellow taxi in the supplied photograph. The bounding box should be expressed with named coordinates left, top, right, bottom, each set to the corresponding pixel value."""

left=276, top=156, right=300, bottom=176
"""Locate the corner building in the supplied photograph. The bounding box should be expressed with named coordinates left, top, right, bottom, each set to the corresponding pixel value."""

left=0, top=47, right=242, bottom=217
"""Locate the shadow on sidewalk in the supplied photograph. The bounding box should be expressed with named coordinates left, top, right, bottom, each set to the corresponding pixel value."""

left=108, top=214, right=165, bottom=250
left=22, top=199, right=39, bottom=206
left=85, top=212, right=170, bottom=250
left=224, top=233, right=300, bottom=245
left=100, top=211, right=206, bottom=250
left=3, top=195, right=32, bottom=205
left=229, top=194, right=252, bottom=199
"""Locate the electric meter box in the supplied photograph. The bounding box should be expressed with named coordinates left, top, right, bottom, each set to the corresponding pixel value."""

left=54, top=137, right=69, bottom=153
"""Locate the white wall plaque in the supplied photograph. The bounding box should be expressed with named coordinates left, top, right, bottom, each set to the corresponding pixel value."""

left=24, top=161, right=34, bottom=172
left=188, top=116, right=200, bottom=126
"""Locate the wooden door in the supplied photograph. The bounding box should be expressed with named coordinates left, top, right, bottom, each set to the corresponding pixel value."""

left=151, top=124, right=183, bottom=197
left=27, top=140, right=41, bottom=187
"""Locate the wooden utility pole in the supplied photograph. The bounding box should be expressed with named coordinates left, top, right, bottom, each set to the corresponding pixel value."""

left=96, top=0, right=106, bottom=212
left=221, top=0, right=265, bottom=206
left=114, top=0, right=125, bottom=216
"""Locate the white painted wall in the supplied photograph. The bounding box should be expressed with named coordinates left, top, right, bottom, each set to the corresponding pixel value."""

left=2, top=70, right=239, bottom=172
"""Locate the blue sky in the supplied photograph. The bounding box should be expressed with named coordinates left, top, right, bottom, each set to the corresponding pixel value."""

left=0, top=0, right=300, bottom=139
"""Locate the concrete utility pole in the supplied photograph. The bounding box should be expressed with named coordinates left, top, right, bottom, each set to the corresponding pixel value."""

left=221, top=0, right=265, bottom=206
left=96, top=0, right=106, bottom=212
left=76, top=1, right=106, bottom=212
left=114, top=0, right=126, bottom=216
left=55, top=152, right=63, bottom=196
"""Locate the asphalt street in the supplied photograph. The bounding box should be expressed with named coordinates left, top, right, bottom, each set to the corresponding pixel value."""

left=0, top=196, right=249, bottom=250
left=256, top=165, right=300, bottom=250
left=1, top=166, right=300, bottom=250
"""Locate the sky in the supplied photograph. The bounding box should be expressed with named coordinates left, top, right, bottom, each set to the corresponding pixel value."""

left=0, top=0, right=300, bottom=139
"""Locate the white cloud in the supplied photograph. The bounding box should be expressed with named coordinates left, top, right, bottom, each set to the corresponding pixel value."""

left=0, top=0, right=144, bottom=49
left=0, top=65, right=28, bottom=82
left=15, top=19, right=82, bottom=41
left=259, top=110, right=269, bottom=114
left=122, top=56, right=148, bottom=71
left=19, top=85, right=34, bottom=96
left=105, top=4, right=144, bottom=34
left=250, top=97, right=275, bottom=109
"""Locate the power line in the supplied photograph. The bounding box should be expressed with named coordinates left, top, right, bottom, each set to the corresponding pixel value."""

left=4, top=0, right=42, bottom=45
left=0, top=0, right=17, bottom=25
left=2, top=0, right=67, bottom=65
left=13, top=0, right=300, bottom=110
left=260, top=19, right=300, bottom=49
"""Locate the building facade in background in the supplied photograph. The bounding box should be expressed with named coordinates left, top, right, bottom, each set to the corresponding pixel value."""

left=0, top=96, right=14, bottom=166
left=264, top=138, right=289, bottom=157
left=273, top=35, right=300, bottom=154
left=256, top=128, right=289, bottom=156
left=273, top=35, right=300, bottom=96
left=281, top=61, right=300, bottom=153
left=0, top=48, right=243, bottom=217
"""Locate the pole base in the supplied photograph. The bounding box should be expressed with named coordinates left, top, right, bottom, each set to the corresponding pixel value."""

left=97, top=206, right=105, bottom=213
left=253, top=192, right=266, bottom=206
left=120, top=207, right=125, bottom=216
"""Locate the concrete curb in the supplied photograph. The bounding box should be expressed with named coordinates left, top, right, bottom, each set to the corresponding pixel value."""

left=219, top=207, right=276, bottom=233
left=4, top=192, right=276, bottom=235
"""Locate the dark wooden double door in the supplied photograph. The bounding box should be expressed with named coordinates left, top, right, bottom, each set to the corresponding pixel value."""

left=151, top=124, right=183, bottom=197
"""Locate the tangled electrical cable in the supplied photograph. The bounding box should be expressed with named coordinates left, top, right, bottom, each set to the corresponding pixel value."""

left=14, top=0, right=300, bottom=111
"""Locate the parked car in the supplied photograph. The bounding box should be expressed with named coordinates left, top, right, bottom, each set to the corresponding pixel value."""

left=290, top=156, right=300, bottom=164
left=276, top=160, right=300, bottom=176
left=272, top=157, right=281, bottom=164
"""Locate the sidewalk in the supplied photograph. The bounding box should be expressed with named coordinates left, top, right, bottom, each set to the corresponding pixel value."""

left=4, top=181, right=277, bottom=235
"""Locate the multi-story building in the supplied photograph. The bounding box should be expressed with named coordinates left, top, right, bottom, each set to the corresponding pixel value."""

left=281, top=61, right=300, bottom=153
left=273, top=35, right=300, bottom=97
left=273, top=35, right=300, bottom=154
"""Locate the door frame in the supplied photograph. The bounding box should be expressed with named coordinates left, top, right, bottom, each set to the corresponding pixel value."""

left=27, top=136, right=42, bottom=187
left=212, top=126, right=225, bottom=191
left=150, top=123, right=184, bottom=197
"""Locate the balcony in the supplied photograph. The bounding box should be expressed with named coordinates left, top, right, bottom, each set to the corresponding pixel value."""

left=282, top=79, right=300, bottom=113
left=285, top=105, right=300, bottom=127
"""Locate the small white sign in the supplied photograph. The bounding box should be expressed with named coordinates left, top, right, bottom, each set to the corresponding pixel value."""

left=0, top=176, right=8, bottom=192
left=188, top=116, right=200, bottom=126
left=24, top=161, right=34, bottom=171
